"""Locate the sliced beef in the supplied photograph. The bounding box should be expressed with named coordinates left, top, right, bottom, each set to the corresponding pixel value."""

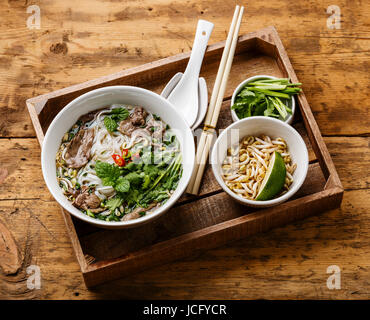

left=73, top=187, right=101, bottom=211
left=130, top=107, right=148, bottom=126
left=118, top=106, right=148, bottom=136
left=83, top=193, right=101, bottom=208
left=121, top=203, right=156, bottom=221
left=146, top=118, right=165, bottom=140
left=118, top=119, right=136, bottom=136
left=66, top=187, right=80, bottom=198
left=64, top=128, right=95, bottom=168
left=89, top=207, right=105, bottom=214
left=78, top=107, right=106, bottom=124
left=78, top=112, right=96, bottom=124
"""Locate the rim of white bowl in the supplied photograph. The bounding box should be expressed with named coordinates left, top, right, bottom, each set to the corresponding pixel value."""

left=41, top=85, right=195, bottom=228
left=230, top=75, right=295, bottom=124
left=211, top=116, right=308, bottom=207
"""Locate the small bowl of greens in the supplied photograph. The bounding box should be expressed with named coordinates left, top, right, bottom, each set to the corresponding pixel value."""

left=230, top=75, right=302, bottom=124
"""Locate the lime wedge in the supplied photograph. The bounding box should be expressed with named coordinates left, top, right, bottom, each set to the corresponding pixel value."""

left=256, top=151, right=286, bottom=201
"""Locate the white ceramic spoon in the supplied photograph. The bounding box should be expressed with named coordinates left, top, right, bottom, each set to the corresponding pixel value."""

left=167, top=20, right=214, bottom=127
left=161, top=72, right=208, bottom=130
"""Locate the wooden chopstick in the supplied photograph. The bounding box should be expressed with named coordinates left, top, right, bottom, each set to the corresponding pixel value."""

left=191, top=6, right=244, bottom=194
left=203, top=5, right=241, bottom=127
left=186, top=5, right=241, bottom=194
left=210, top=6, right=244, bottom=128
left=187, top=5, right=244, bottom=195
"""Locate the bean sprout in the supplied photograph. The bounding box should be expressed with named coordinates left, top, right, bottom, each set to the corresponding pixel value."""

left=222, top=135, right=296, bottom=200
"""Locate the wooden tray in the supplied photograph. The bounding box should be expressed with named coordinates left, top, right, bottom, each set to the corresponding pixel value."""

left=27, top=26, right=343, bottom=288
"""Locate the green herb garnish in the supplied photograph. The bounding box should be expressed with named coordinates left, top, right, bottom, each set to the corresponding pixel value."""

left=103, top=107, right=129, bottom=132
left=94, top=142, right=182, bottom=218
left=104, top=116, right=118, bottom=132
left=110, top=107, right=129, bottom=121
left=95, top=161, right=121, bottom=186
left=115, top=177, right=130, bottom=193
left=232, top=78, right=301, bottom=121
left=105, top=197, right=123, bottom=212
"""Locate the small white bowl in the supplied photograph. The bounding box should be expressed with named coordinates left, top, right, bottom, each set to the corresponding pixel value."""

left=230, top=75, right=295, bottom=124
left=41, top=86, right=195, bottom=229
left=211, top=117, right=308, bottom=208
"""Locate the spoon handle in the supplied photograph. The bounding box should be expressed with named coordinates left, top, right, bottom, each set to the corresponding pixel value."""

left=182, top=20, right=214, bottom=82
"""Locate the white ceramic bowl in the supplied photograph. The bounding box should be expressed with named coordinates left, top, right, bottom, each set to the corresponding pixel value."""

left=230, top=75, right=295, bottom=124
left=41, top=86, right=195, bottom=229
left=211, top=117, right=308, bottom=207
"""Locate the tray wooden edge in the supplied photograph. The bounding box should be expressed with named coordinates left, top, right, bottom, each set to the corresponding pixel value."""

left=26, top=100, right=45, bottom=146
left=25, top=26, right=276, bottom=110
left=24, top=25, right=344, bottom=288
left=26, top=25, right=343, bottom=194
left=81, top=187, right=343, bottom=288
left=268, top=27, right=343, bottom=191
left=59, top=207, right=89, bottom=272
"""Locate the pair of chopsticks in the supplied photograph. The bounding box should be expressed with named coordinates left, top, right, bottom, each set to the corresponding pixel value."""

left=186, top=5, right=244, bottom=195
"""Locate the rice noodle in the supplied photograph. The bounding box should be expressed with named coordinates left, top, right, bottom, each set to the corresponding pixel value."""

left=55, top=104, right=182, bottom=222
left=68, top=107, right=154, bottom=200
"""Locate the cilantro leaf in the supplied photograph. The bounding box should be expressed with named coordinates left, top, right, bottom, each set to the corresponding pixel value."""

left=124, top=172, right=142, bottom=186
left=143, top=164, right=159, bottom=178
left=95, top=161, right=121, bottom=186
left=110, top=108, right=129, bottom=121
left=105, top=197, right=123, bottom=212
left=239, top=89, right=255, bottom=98
left=115, top=177, right=130, bottom=193
left=103, top=108, right=128, bottom=132
left=140, top=189, right=169, bottom=206
left=125, top=189, right=141, bottom=207
left=253, top=101, right=267, bottom=116
left=104, top=116, right=118, bottom=132
left=231, top=78, right=301, bottom=120
left=124, top=162, right=137, bottom=171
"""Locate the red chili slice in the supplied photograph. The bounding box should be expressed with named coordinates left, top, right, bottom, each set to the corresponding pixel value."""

left=122, top=148, right=129, bottom=157
left=112, top=154, right=125, bottom=167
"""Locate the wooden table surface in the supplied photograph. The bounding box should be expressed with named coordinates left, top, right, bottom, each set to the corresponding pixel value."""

left=0, top=0, right=369, bottom=299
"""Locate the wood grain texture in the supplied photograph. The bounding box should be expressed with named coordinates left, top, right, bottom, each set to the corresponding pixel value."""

left=0, top=220, right=22, bottom=275
left=0, top=0, right=368, bottom=299
left=0, top=188, right=368, bottom=299
left=80, top=163, right=326, bottom=261
left=0, top=136, right=364, bottom=201
left=26, top=26, right=343, bottom=287
left=1, top=0, right=369, bottom=137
